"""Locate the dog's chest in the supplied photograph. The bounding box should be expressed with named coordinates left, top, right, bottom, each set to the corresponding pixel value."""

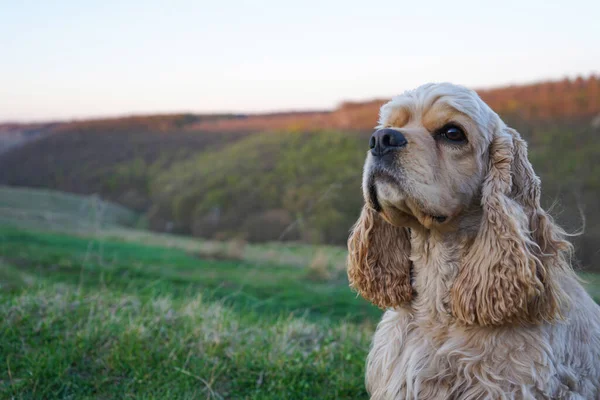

left=366, top=309, right=557, bottom=399
left=366, top=310, right=457, bottom=398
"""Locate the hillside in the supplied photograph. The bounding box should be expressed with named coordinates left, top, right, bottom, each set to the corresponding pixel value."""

left=0, top=122, right=59, bottom=154
left=0, top=227, right=374, bottom=398
left=0, top=186, right=142, bottom=232
left=1, top=76, right=599, bottom=268
left=0, top=117, right=253, bottom=211
left=148, top=131, right=367, bottom=244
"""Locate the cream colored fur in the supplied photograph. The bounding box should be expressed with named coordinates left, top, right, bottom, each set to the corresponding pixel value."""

left=347, top=83, right=600, bottom=399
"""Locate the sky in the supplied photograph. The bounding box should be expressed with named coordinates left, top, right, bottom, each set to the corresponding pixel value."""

left=1, top=0, right=599, bottom=122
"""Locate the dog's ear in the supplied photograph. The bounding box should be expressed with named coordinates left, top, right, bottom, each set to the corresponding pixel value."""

left=347, top=205, right=413, bottom=308
left=508, top=128, right=572, bottom=260
left=451, top=125, right=570, bottom=326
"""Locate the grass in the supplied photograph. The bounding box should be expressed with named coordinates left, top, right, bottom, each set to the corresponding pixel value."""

left=0, top=186, right=142, bottom=231
left=0, top=227, right=378, bottom=399
left=99, top=227, right=349, bottom=273
left=0, top=185, right=349, bottom=273
left=1, top=186, right=599, bottom=399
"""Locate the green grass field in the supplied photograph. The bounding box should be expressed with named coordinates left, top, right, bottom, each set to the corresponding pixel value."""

left=0, top=227, right=378, bottom=399
left=1, top=186, right=599, bottom=399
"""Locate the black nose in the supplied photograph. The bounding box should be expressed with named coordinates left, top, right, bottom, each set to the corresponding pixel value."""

left=369, top=128, right=407, bottom=156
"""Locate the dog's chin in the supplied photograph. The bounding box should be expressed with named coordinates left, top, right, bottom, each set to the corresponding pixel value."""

left=369, top=179, right=452, bottom=230
left=378, top=199, right=453, bottom=231
left=366, top=179, right=418, bottom=228
left=378, top=204, right=420, bottom=228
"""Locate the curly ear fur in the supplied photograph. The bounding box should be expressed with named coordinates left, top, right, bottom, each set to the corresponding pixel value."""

left=452, top=125, right=572, bottom=326
left=347, top=206, right=413, bottom=308
left=508, top=128, right=573, bottom=259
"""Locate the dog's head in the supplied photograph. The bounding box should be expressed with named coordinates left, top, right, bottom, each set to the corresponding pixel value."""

left=348, top=83, right=571, bottom=326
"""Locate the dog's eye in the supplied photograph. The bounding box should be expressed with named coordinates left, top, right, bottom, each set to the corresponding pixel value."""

left=438, top=124, right=467, bottom=144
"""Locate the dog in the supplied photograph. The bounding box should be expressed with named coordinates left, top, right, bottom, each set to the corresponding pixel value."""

left=347, top=83, right=600, bottom=399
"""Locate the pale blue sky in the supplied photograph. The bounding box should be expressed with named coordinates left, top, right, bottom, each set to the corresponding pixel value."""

left=1, top=0, right=599, bottom=122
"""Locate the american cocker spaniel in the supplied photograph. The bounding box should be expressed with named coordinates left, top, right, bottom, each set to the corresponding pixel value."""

left=347, top=83, right=600, bottom=399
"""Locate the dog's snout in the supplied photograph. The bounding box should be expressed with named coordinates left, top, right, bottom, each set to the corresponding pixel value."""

left=369, top=129, right=407, bottom=156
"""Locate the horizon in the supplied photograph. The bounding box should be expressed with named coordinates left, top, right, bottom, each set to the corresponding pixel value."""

left=3, top=74, right=597, bottom=125
left=2, top=0, right=599, bottom=122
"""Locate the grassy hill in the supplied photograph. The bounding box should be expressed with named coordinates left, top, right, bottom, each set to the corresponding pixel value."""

left=1, top=224, right=600, bottom=398
left=0, top=227, right=374, bottom=399
left=148, top=131, right=367, bottom=243
left=0, top=185, right=348, bottom=273
left=0, top=117, right=252, bottom=211
left=0, top=186, right=142, bottom=231
left=0, top=188, right=369, bottom=398
left=1, top=186, right=600, bottom=398
left=1, top=76, right=599, bottom=268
